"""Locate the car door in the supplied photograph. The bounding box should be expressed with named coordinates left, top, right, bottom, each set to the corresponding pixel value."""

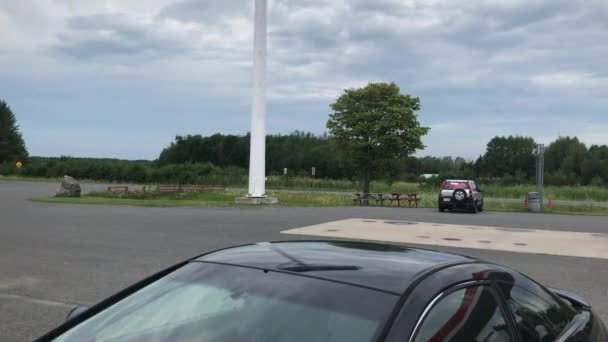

left=470, top=181, right=482, bottom=204
left=492, top=273, right=600, bottom=341
left=409, top=283, right=516, bottom=341
left=475, top=181, right=483, bottom=203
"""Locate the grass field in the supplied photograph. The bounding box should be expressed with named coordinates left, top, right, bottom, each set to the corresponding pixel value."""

left=32, top=190, right=608, bottom=216
left=33, top=191, right=352, bottom=208
left=6, top=174, right=607, bottom=202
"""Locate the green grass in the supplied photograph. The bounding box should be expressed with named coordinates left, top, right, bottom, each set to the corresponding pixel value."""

left=31, top=190, right=608, bottom=216
left=482, top=184, right=608, bottom=202
left=0, top=174, right=111, bottom=184
left=1, top=175, right=66, bottom=183
left=33, top=191, right=355, bottom=208
left=484, top=201, right=608, bottom=216
left=9, top=173, right=608, bottom=202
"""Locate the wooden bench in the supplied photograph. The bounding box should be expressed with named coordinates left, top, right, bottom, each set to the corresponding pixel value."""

left=353, top=193, right=385, bottom=206
left=157, top=185, right=225, bottom=193
left=389, top=192, right=404, bottom=207
left=388, top=192, right=420, bottom=207
left=107, top=186, right=128, bottom=192
left=404, top=193, right=420, bottom=208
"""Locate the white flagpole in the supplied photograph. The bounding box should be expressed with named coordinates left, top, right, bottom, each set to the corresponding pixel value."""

left=248, top=0, right=267, bottom=197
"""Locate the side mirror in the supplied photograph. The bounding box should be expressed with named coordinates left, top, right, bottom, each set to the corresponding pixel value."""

left=66, top=305, right=89, bottom=322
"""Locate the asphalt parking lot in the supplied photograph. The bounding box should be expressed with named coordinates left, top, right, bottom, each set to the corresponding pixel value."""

left=1, top=180, right=607, bottom=341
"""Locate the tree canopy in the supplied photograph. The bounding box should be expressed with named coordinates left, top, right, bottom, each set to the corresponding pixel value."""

left=477, top=136, right=536, bottom=179
left=327, top=82, right=429, bottom=192
left=0, top=100, right=28, bottom=164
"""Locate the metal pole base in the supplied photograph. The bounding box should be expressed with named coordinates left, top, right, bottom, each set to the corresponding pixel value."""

left=235, top=197, right=279, bottom=205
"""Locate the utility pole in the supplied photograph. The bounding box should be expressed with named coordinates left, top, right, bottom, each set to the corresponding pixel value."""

left=536, top=144, right=545, bottom=212
left=247, top=0, right=268, bottom=198
left=236, top=0, right=277, bottom=204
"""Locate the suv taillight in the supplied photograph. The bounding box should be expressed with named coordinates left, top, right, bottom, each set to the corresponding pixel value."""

left=439, top=181, right=446, bottom=193
left=467, top=182, right=474, bottom=198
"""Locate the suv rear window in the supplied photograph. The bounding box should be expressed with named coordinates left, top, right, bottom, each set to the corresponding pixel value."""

left=442, top=182, right=467, bottom=190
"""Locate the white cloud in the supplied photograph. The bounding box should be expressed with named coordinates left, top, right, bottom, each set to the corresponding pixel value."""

left=530, top=72, right=608, bottom=91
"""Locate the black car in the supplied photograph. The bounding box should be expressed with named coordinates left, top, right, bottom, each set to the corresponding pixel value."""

left=38, top=241, right=606, bottom=342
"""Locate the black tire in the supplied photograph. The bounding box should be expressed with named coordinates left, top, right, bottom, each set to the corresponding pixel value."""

left=439, top=207, right=445, bottom=212
left=470, top=202, right=478, bottom=214
left=478, top=200, right=484, bottom=212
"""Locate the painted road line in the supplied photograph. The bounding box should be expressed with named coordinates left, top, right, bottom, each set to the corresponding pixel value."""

left=281, top=219, right=608, bottom=259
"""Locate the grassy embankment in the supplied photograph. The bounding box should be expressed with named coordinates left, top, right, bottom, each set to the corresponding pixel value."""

left=7, top=174, right=608, bottom=201
left=32, top=189, right=608, bottom=216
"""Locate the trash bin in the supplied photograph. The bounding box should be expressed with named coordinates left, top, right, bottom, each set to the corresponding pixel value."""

left=527, top=192, right=541, bottom=212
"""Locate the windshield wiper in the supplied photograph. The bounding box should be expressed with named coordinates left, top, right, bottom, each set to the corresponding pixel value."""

left=278, top=264, right=361, bottom=272
left=266, top=244, right=360, bottom=273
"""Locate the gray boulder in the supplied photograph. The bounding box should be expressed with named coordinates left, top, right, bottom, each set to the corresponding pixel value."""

left=56, top=175, right=81, bottom=197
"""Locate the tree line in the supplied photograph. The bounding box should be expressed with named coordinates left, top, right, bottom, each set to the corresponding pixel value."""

left=475, top=136, right=608, bottom=186
left=3, top=130, right=608, bottom=187
left=155, top=133, right=608, bottom=186
left=2, top=84, right=607, bottom=188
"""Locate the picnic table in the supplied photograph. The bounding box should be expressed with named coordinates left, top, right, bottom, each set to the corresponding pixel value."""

left=157, top=185, right=225, bottom=192
left=352, top=193, right=386, bottom=206
left=388, top=192, right=421, bottom=208
left=106, top=186, right=129, bottom=192
left=353, top=192, right=420, bottom=207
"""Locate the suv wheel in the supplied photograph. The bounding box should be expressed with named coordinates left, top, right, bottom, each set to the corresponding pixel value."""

left=478, top=200, right=484, bottom=212
left=439, top=207, right=445, bottom=212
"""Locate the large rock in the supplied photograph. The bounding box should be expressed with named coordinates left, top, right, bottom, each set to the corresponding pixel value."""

left=56, top=175, right=81, bottom=197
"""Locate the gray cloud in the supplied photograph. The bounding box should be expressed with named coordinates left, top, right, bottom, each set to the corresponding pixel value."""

left=158, top=0, right=251, bottom=24
left=53, top=13, right=191, bottom=60
left=2, top=0, right=608, bottom=158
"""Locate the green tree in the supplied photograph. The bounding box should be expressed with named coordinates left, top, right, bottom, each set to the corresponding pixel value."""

left=326, top=82, right=429, bottom=192
left=545, top=136, right=587, bottom=182
left=478, top=136, right=536, bottom=179
left=0, top=100, right=28, bottom=164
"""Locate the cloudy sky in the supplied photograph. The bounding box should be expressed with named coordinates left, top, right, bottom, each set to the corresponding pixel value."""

left=1, top=0, right=607, bottom=160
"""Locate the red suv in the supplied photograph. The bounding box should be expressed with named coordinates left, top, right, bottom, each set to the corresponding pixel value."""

left=438, top=179, right=483, bottom=213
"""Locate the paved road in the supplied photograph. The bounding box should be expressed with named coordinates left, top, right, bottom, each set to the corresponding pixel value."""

left=1, top=181, right=607, bottom=341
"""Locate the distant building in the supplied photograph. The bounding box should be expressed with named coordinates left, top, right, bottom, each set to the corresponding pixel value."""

left=420, top=174, right=439, bottom=179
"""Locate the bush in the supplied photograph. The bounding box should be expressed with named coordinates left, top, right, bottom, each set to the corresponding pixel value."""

left=590, top=176, right=605, bottom=187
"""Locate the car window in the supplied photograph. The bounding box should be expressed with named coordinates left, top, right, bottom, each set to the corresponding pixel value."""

left=53, top=262, right=397, bottom=342
left=496, top=278, right=577, bottom=341
left=413, top=285, right=513, bottom=342
left=469, top=181, right=477, bottom=191
left=443, top=182, right=467, bottom=190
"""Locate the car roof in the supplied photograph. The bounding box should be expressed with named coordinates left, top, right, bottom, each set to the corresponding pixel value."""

left=195, top=241, right=475, bottom=294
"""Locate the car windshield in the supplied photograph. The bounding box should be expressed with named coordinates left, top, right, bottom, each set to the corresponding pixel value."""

left=53, top=262, right=397, bottom=342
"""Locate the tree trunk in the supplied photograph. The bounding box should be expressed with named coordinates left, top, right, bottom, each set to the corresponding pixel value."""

left=362, top=168, right=371, bottom=205
left=363, top=170, right=371, bottom=193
